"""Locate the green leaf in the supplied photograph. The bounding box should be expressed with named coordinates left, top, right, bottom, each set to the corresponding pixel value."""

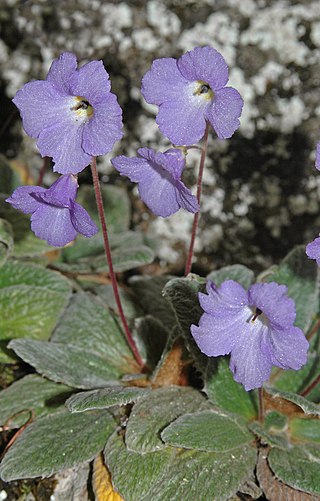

left=205, top=358, right=257, bottom=420
left=66, top=386, right=150, bottom=412
left=0, top=410, right=115, bottom=481
left=133, top=315, right=169, bottom=369
left=265, top=387, right=320, bottom=415
left=77, top=185, right=130, bottom=232
left=248, top=421, right=290, bottom=449
left=162, top=276, right=206, bottom=368
left=161, top=409, right=254, bottom=452
left=9, top=339, right=122, bottom=389
left=271, top=329, right=320, bottom=397
left=265, top=246, right=319, bottom=332
left=0, top=260, right=70, bottom=291
left=130, top=275, right=177, bottom=331
left=52, top=292, right=136, bottom=374
left=125, top=386, right=209, bottom=454
left=0, top=375, right=72, bottom=429
left=207, top=264, right=255, bottom=289
left=146, top=444, right=257, bottom=501
left=0, top=219, right=13, bottom=267
left=290, top=417, right=320, bottom=443
left=268, top=443, right=320, bottom=495
left=105, top=432, right=176, bottom=501
left=94, top=283, right=142, bottom=321
left=55, top=244, right=155, bottom=274
left=0, top=261, right=71, bottom=362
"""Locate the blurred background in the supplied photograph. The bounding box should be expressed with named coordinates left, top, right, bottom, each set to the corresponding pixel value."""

left=1, top=0, right=320, bottom=275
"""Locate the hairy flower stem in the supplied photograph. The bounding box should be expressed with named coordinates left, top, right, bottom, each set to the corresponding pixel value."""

left=184, top=122, right=210, bottom=276
left=258, top=388, right=264, bottom=422
left=90, top=157, right=144, bottom=369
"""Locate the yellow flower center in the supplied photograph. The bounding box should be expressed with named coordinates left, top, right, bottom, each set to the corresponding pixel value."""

left=71, top=96, right=94, bottom=120
left=193, top=80, right=214, bottom=100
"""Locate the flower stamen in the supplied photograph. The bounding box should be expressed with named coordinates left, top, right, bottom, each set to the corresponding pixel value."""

left=71, top=96, right=94, bottom=119
left=251, top=307, right=263, bottom=323
left=193, top=80, right=214, bottom=100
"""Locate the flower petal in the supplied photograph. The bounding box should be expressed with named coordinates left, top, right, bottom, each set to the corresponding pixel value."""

left=13, top=81, right=68, bottom=138
left=141, top=58, right=188, bottom=105
left=316, top=143, right=320, bottom=170
left=69, top=200, right=98, bottom=238
left=69, top=60, right=111, bottom=105
left=191, top=308, right=248, bottom=357
left=46, top=52, right=77, bottom=94
left=82, top=93, right=123, bottom=156
left=229, top=324, right=273, bottom=391
left=31, top=205, right=76, bottom=247
left=175, top=182, right=199, bottom=213
left=154, top=149, right=186, bottom=180
left=137, top=167, right=180, bottom=217
left=248, top=282, right=296, bottom=330
left=269, top=326, right=309, bottom=370
left=6, top=186, right=46, bottom=214
left=37, top=119, right=91, bottom=175
left=111, top=155, right=150, bottom=183
left=156, top=95, right=208, bottom=145
left=177, top=46, right=229, bottom=90
left=31, top=174, right=78, bottom=208
left=306, top=237, right=320, bottom=265
left=206, top=87, right=243, bottom=139
left=199, top=280, right=249, bottom=317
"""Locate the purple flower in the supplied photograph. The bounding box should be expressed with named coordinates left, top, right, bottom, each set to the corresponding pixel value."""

left=141, top=46, right=243, bottom=146
left=191, top=280, right=309, bottom=391
left=316, top=143, right=320, bottom=170
left=111, top=148, right=199, bottom=217
left=13, top=52, right=123, bottom=175
left=306, top=237, right=320, bottom=265
left=6, top=175, right=98, bottom=247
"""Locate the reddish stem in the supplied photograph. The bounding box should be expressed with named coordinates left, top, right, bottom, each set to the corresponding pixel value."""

left=258, top=387, right=264, bottom=422
left=37, top=157, right=50, bottom=186
left=184, top=123, right=210, bottom=276
left=300, top=374, right=320, bottom=398
left=90, top=157, right=144, bottom=369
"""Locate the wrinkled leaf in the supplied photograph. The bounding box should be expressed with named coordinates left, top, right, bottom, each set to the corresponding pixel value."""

left=130, top=275, right=177, bottom=331
left=145, top=444, right=257, bottom=501
left=0, top=261, right=71, bottom=362
left=0, top=410, right=115, bottom=481
left=161, top=409, right=254, bottom=452
left=66, top=386, right=149, bottom=412
left=105, top=432, right=175, bottom=501
left=205, top=358, right=257, bottom=420
left=9, top=339, right=122, bottom=389
left=125, top=386, right=209, bottom=454
left=0, top=374, right=72, bottom=429
left=52, top=292, right=137, bottom=374
left=265, top=387, right=320, bottom=416
left=290, top=417, right=320, bottom=443
left=0, top=219, right=13, bottom=267
left=268, top=443, right=320, bottom=495
left=257, top=450, right=319, bottom=501
left=207, top=264, right=254, bottom=290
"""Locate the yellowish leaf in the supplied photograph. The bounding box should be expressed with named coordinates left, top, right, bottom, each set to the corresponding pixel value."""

left=92, top=453, right=124, bottom=501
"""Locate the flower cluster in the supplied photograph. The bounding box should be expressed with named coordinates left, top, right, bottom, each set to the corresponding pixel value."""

left=191, top=280, right=309, bottom=391
left=306, top=143, right=320, bottom=264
